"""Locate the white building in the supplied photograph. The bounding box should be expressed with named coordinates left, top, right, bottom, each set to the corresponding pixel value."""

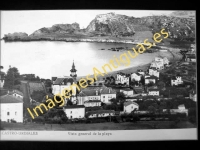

left=148, top=68, right=160, bottom=78
left=115, top=72, right=129, bottom=85
left=131, top=73, right=141, bottom=82
left=171, top=76, right=183, bottom=86
left=124, top=101, right=139, bottom=114
left=0, top=94, right=23, bottom=123
left=148, top=89, right=159, bottom=96
left=63, top=105, right=85, bottom=119
left=163, top=104, right=188, bottom=116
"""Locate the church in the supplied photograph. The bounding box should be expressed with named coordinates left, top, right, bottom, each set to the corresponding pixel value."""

left=51, top=61, right=78, bottom=105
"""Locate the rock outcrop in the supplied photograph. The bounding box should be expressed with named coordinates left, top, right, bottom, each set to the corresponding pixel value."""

left=30, top=22, right=80, bottom=36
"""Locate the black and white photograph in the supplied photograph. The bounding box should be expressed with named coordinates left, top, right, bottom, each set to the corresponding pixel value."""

left=0, top=10, right=197, bottom=141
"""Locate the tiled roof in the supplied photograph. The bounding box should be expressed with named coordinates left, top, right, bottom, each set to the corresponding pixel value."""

left=64, top=105, right=85, bottom=109
left=124, top=101, right=139, bottom=107
left=0, top=95, right=23, bottom=103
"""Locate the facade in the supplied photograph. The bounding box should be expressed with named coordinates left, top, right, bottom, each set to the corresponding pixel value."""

left=63, top=105, right=85, bottom=119
left=148, top=68, right=160, bottom=78
left=171, top=76, right=183, bottom=86
left=115, top=72, right=129, bottom=85
left=131, top=73, right=141, bottom=82
left=148, top=89, right=159, bottom=96
left=123, top=101, right=139, bottom=114
left=0, top=94, right=23, bottom=123
left=100, top=87, right=116, bottom=104
left=77, top=89, right=101, bottom=106
left=86, top=110, right=115, bottom=118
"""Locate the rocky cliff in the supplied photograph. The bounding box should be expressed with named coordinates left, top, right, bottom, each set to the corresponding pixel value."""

left=86, top=12, right=195, bottom=41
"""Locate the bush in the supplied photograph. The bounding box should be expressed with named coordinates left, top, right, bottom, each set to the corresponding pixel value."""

left=188, top=116, right=196, bottom=124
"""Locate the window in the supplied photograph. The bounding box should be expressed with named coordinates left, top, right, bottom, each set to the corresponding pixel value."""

left=131, top=106, right=133, bottom=109
left=71, top=116, right=72, bottom=119
left=15, top=112, right=17, bottom=115
left=7, top=112, right=10, bottom=116
left=103, top=96, right=105, bottom=98
left=71, top=111, right=72, bottom=114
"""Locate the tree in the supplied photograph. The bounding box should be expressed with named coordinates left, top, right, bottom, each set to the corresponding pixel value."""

left=31, top=90, right=46, bottom=103
left=4, top=67, right=20, bottom=89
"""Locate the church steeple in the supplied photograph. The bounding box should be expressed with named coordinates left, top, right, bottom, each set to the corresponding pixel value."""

left=70, top=60, right=77, bottom=78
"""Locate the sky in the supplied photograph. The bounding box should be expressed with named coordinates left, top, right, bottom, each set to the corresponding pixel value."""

left=1, top=10, right=175, bottom=37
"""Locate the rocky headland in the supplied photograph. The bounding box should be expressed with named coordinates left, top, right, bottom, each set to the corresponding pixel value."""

left=3, top=11, right=195, bottom=45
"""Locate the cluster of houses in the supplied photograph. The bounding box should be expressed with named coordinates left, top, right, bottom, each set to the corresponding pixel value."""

left=0, top=55, right=194, bottom=123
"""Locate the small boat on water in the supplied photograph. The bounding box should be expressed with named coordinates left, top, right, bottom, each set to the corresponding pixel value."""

left=100, top=49, right=105, bottom=50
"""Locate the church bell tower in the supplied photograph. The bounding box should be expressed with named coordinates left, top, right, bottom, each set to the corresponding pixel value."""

left=70, top=60, right=77, bottom=79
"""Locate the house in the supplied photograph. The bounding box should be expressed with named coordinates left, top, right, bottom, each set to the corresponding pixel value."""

left=148, top=89, right=159, bottom=96
left=131, top=73, right=141, bottom=82
left=0, top=94, right=23, bottom=123
left=145, top=75, right=157, bottom=85
left=86, top=110, right=115, bottom=118
left=148, top=68, right=160, bottom=78
left=115, top=72, right=129, bottom=85
left=120, top=89, right=135, bottom=97
left=171, top=76, right=183, bottom=86
left=150, top=61, right=164, bottom=70
left=63, top=105, right=85, bottom=119
left=52, top=77, right=77, bottom=102
left=100, top=87, right=116, bottom=104
left=124, top=101, right=139, bottom=114
left=0, top=71, right=5, bottom=88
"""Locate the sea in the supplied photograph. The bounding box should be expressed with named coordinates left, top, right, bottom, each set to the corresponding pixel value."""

left=1, top=41, right=177, bottom=79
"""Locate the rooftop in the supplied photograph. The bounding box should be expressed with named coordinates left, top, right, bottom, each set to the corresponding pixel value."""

left=0, top=94, right=23, bottom=103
